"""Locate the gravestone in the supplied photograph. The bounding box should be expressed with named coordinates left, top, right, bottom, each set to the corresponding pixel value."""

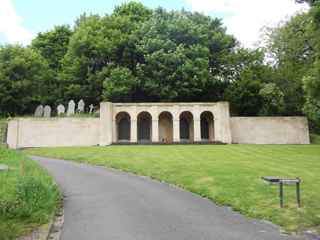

left=89, top=104, right=94, bottom=114
left=34, top=105, right=44, bottom=117
left=0, top=164, right=9, bottom=171
left=43, top=105, right=51, bottom=118
left=57, top=104, right=65, bottom=116
left=67, top=100, right=76, bottom=116
left=78, top=99, right=85, bottom=113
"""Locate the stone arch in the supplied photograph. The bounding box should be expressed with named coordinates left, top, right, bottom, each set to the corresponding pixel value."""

left=116, top=112, right=131, bottom=142
left=158, top=111, right=173, bottom=143
left=200, top=111, right=214, bottom=141
left=179, top=111, right=194, bottom=142
left=137, top=111, right=152, bottom=142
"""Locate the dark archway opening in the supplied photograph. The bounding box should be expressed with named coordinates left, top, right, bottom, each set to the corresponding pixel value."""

left=200, top=111, right=214, bottom=141
left=116, top=112, right=131, bottom=142
left=137, top=112, right=152, bottom=142
left=159, top=111, right=173, bottom=143
left=179, top=111, right=194, bottom=142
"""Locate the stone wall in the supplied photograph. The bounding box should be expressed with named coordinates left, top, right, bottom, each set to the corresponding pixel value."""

left=6, top=103, right=311, bottom=148
left=7, top=118, right=100, bottom=149
left=230, top=117, right=310, bottom=144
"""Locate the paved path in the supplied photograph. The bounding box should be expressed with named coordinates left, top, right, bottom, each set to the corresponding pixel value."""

left=32, top=156, right=304, bottom=240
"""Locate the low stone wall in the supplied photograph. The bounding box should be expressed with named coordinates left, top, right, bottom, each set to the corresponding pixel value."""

left=7, top=118, right=100, bottom=149
left=230, top=117, right=310, bottom=144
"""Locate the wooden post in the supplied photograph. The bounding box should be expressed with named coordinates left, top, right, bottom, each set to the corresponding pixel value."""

left=279, top=181, right=284, bottom=208
left=296, top=179, right=301, bottom=208
left=20, top=158, right=25, bottom=176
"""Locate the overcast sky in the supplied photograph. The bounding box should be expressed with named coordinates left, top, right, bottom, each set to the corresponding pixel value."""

left=0, top=0, right=309, bottom=48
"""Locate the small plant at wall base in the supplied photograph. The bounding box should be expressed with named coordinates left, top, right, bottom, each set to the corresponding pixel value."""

left=310, top=133, right=320, bottom=144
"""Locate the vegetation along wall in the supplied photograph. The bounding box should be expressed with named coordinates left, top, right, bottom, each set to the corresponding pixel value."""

left=0, top=120, right=7, bottom=146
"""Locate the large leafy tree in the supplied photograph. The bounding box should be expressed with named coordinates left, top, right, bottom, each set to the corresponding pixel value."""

left=268, top=1, right=320, bottom=128
left=302, top=3, right=320, bottom=127
left=224, top=50, right=277, bottom=116
left=103, top=8, right=237, bottom=102
left=266, top=12, right=316, bottom=115
left=31, top=25, right=72, bottom=70
left=31, top=25, right=73, bottom=104
left=60, top=2, right=152, bottom=104
left=0, top=45, right=50, bottom=116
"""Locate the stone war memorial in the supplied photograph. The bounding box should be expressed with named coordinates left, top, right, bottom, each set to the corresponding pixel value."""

left=6, top=101, right=310, bottom=149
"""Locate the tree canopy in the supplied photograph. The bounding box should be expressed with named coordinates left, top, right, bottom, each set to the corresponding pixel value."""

left=0, top=0, right=319, bottom=132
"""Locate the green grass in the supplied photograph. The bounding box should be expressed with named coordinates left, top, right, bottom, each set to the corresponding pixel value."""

left=0, top=147, right=60, bottom=240
left=25, top=145, right=320, bottom=234
left=311, top=133, right=320, bottom=144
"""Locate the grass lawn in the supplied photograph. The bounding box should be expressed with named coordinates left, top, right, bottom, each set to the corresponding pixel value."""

left=0, top=147, right=60, bottom=240
left=25, top=145, right=320, bottom=234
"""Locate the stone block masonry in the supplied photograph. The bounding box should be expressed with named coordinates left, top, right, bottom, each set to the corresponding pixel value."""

left=6, top=102, right=310, bottom=149
left=231, top=117, right=310, bottom=144
left=7, top=118, right=100, bottom=149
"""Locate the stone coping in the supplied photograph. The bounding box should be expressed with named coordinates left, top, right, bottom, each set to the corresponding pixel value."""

left=111, top=101, right=228, bottom=107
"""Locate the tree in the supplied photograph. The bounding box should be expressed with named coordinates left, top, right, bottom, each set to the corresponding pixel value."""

left=113, top=1, right=152, bottom=22
left=303, top=63, right=320, bottom=123
left=259, top=83, right=285, bottom=115
left=60, top=2, right=152, bottom=104
left=0, top=45, right=50, bottom=116
left=31, top=25, right=72, bottom=71
left=101, top=66, right=139, bottom=102
left=128, top=8, right=236, bottom=102
left=31, top=25, right=73, bottom=104
left=224, top=49, right=277, bottom=116
left=302, top=4, right=320, bottom=127
left=224, top=77, right=263, bottom=116
left=265, top=12, right=315, bottom=115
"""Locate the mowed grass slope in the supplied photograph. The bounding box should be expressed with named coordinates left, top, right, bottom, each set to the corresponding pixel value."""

left=26, top=145, right=320, bottom=233
left=0, top=147, right=60, bottom=240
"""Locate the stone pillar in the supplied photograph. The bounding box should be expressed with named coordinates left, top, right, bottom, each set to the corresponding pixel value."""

left=194, top=118, right=201, bottom=142
left=173, top=118, right=180, bottom=142
left=131, top=119, right=137, bottom=143
left=215, top=102, right=232, bottom=144
left=112, top=120, right=117, bottom=142
left=152, top=120, right=159, bottom=143
left=99, top=102, right=113, bottom=146
left=7, top=119, right=19, bottom=149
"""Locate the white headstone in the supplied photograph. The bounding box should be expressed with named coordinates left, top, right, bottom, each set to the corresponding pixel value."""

left=34, top=105, right=44, bottom=117
left=67, top=100, right=76, bottom=116
left=78, top=99, right=85, bottom=113
left=0, top=164, right=9, bottom=171
left=43, top=105, right=51, bottom=118
left=89, top=104, right=94, bottom=114
left=57, top=104, right=65, bottom=116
